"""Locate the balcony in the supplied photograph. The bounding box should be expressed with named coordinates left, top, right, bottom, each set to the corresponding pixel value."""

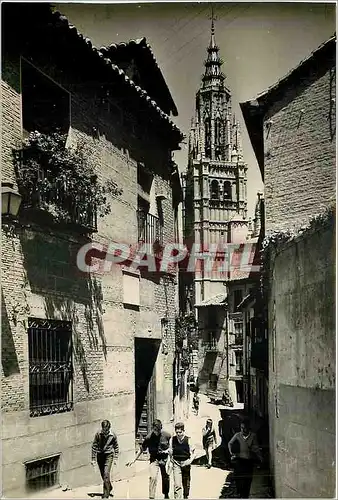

left=202, top=339, right=219, bottom=352
left=209, top=199, right=238, bottom=210
left=21, top=178, right=97, bottom=232
left=235, top=365, right=243, bottom=376
left=137, top=210, right=163, bottom=246
left=231, top=334, right=243, bottom=347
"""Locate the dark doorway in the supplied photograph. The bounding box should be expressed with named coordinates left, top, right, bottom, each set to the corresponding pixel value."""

left=134, top=338, right=160, bottom=454
left=235, top=380, right=244, bottom=403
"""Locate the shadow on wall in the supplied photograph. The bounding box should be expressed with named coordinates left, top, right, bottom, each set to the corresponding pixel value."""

left=19, top=229, right=107, bottom=393
left=1, top=288, right=20, bottom=377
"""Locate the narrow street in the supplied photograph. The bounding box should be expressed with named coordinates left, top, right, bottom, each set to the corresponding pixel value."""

left=29, top=395, right=272, bottom=499
left=2, top=5, right=334, bottom=499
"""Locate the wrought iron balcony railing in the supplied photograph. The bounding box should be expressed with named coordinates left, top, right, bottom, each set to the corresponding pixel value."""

left=21, top=177, right=97, bottom=232
left=137, top=209, right=163, bottom=246
left=232, top=334, right=243, bottom=346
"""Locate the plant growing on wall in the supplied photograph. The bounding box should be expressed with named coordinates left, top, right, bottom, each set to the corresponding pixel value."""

left=13, top=131, right=122, bottom=225
left=175, top=312, right=198, bottom=371
left=259, top=201, right=335, bottom=296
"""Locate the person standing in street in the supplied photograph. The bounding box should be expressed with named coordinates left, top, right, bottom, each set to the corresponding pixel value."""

left=169, top=422, right=196, bottom=499
left=91, top=420, right=119, bottom=498
left=192, top=392, right=200, bottom=416
left=127, top=419, right=171, bottom=499
left=228, top=417, right=263, bottom=498
left=202, top=418, right=217, bottom=469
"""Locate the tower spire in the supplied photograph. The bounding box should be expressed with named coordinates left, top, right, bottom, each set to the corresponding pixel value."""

left=202, top=7, right=224, bottom=88
left=210, top=4, right=216, bottom=47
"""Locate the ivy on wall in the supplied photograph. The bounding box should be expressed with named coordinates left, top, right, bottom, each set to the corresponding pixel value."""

left=261, top=202, right=335, bottom=261
left=175, top=312, right=199, bottom=370
left=13, top=131, right=122, bottom=224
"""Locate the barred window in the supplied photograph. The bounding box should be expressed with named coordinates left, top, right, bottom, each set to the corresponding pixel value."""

left=25, top=454, right=60, bottom=491
left=234, top=322, right=243, bottom=345
left=28, top=318, right=73, bottom=417
left=235, top=351, right=243, bottom=375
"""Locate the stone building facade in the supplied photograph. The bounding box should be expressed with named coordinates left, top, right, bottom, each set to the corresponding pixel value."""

left=1, top=4, right=183, bottom=497
left=240, top=35, right=336, bottom=498
left=181, top=19, right=259, bottom=404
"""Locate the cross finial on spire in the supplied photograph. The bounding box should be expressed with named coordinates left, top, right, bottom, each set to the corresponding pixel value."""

left=203, top=3, right=224, bottom=87
left=211, top=5, right=215, bottom=35
left=209, top=4, right=217, bottom=35
left=208, top=4, right=217, bottom=49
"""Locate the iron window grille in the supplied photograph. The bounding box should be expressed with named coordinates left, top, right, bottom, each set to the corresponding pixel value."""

left=234, top=322, right=244, bottom=345
left=25, top=454, right=60, bottom=491
left=28, top=318, right=73, bottom=417
left=235, top=352, right=243, bottom=375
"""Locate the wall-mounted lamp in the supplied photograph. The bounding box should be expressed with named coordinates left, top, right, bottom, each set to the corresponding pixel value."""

left=265, top=119, right=273, bottom=138
left=156, top=193, right=167, bottom=201
left=162, top=341, right=169, bottom=356
left=1, top=182, right=22, bottom=218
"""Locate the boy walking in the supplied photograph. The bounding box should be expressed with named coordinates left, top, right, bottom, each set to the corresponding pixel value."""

left=228, top=418, right=263, bottom=498
left=91, top=420, right=119, bottom=498
left=169, top=422, right=195, bottom=499
left=202, top=418, right=217, bottom=468
left=192, top=393, right=200, bottom=416
left=127, top=419, right=171, bottom=499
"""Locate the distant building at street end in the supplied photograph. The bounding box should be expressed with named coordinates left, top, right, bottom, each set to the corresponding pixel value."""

left=240, top=34, right=336, bottom=499
left=181, top=16, right=262, bottom=406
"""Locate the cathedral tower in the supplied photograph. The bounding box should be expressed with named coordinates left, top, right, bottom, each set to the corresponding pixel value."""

left=184, top=15, right=249, bottom=305
left=182, top=15, right=253, bottom=404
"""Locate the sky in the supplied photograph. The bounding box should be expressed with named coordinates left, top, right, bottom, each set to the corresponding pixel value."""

left=55, top=1, right=336, bottom=217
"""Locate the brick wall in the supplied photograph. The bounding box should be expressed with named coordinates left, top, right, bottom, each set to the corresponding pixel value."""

left=1, top=36, right=180, bottom=497
left=1, top=58, right=22, bottom=186
left=264, top=59, right=336, bottom=233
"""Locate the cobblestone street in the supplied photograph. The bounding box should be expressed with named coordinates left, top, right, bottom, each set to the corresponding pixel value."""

left=27, top=396, right=272, bottom=499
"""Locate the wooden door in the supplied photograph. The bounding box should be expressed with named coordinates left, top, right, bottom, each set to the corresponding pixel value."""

left=134, top=338, right=159, bottom=455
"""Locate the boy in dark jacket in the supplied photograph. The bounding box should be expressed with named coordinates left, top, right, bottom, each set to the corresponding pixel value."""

left=91, top=420, right=119, bottom=498
left=127, top=419, right=171, bottom=499
left=228, top=418, right=263, bottom=498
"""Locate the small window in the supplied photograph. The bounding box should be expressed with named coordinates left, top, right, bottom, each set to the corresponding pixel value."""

left=28, top=318, right=73, bottom=417
left=25, top=454, right=60, bottom=492
left=215, top=118, right=222, bottom=146
left=205, top=118, right=211, bottom=157
left=234, top=322, right=243, bottom=345
left=209, top=373, right=218, bottom=391
left=224, top=181, right=232, bottom=200
left=235, top=352, right=243, bottom=375
left=210, top=180, right=219, bottom=200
